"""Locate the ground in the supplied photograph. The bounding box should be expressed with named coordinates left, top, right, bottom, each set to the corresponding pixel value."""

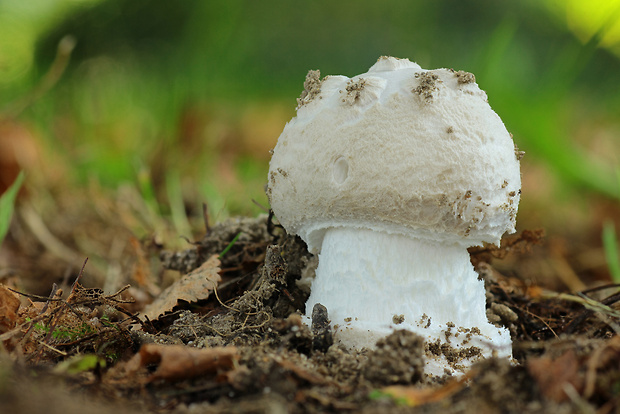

left=1, top=194, right=620, bottom=414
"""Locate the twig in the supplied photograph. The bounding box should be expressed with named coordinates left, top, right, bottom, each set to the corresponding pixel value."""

left=580, top=283, right=620, bottom=296
left=267, top=209, right=282, bottom=237
left=68, top=257, right=89, bottom=300
left=41, top=283, right=60, bottom=314
left=38, top=340, right=68, bottom=357
left=238, top=311, right=271, bottom=331
left=523, top=307, right=559, bottom=339
left=213, top=286, right=261, bottom=315
left=251, top=199, right=269, bottom=213
left=563, top=290, right=620, bottom=334
left=7, top=288, right=65, bottom=302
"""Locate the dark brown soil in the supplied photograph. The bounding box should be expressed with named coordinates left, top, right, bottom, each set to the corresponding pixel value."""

left=2, top=209, right=620, bottom=414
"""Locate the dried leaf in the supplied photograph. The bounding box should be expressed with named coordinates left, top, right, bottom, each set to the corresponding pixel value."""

left=527, top=350, right=582, bottom=402
left=143, top=255, right=221, bottom=319
left=125, top=343, right=239, bottom=382
left=374, top=374, right=469, bottom=406
left=275, top=357, right=329, bottom=386
left=0, top=285, right=21, bottom=334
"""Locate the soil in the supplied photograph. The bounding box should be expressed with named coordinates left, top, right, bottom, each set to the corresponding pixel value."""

left=2, top=204, right=620, bottom=413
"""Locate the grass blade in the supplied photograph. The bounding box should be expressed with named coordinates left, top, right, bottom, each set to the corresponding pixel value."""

left=603, top=220, right=620, bottom=283
left=219, top=232, right=241, bottom=258
left=0, top=171, right=25, bottom=244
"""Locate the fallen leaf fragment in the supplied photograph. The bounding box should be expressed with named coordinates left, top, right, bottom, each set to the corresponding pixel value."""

left=125, top=343, right=239, bottom=382
left=275, top=357, right=329, bottom=386
left=0, top=285, right=21, bottom=334
left=143, top=255, right=221, bottom=319
left=376, top=375, right=469, bottom=407
left=527, top=350, right=582, bottom=403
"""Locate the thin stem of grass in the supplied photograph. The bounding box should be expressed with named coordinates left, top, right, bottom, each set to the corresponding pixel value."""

left=603, top=220, right=620, bottom=283
left=219, top=231, right=241, bottom=258
left=0, top=171, right=25, bottom=244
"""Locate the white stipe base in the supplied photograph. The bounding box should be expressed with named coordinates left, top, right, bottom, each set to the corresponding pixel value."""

left=305, top=227, right=512, bottom=377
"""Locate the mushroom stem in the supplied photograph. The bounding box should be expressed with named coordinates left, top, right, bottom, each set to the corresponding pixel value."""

left=305, top=226, right=512, bottom=376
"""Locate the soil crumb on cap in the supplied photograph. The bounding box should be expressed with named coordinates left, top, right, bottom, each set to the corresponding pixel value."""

left=455, top=70, right=476, bottom=84
left=342, top=77, right=367, bottom=105
left=297, top=69, right=322, bottom=108
left=413, top=71, right=440, bottom=102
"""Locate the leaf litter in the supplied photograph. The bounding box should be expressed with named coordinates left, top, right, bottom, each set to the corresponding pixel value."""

left=2, top=209, right=620, bottom=413
left=142, top=254, right=221, bottom=320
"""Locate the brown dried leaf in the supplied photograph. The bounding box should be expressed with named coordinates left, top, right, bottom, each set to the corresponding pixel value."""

left=0, top=285, right=21, bottom=334
left=275, top=357, right=329, bottom=386
left=379, top=373, right=470, bottom=406
left=143, top=255, right=221, bottom=319
left=125, top=343, right=239, bottom=382
left=527, top=350, right=582, bottom=402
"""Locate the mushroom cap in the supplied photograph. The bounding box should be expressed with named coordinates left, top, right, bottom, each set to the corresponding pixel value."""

left=268, top=56, right=521, bottom=252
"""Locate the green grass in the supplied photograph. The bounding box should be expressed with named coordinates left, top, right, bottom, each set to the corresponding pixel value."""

left=603, top=221, right=620, bottom=283
left=2, top=1, right=619, bottom=247
left=219, top=232, right=242, bottom=258
left=0, top=172, right=25, bottom=245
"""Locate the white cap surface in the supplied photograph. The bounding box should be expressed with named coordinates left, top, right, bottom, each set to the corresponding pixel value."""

left=268, top=56, right=521, bottom=252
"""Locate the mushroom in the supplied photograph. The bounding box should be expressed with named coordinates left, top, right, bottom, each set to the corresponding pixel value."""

left=267, top=56, right=521, bottom=376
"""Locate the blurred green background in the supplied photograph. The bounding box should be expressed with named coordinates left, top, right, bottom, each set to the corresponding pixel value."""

left=1, top=0, right=619, bottom=243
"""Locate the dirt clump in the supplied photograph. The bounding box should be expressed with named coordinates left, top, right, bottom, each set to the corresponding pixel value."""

left=3, top=212, right=620, bottom=413
left=362, top=330, right=425, bottom=385
left=310, top=303, right=333, bottom=352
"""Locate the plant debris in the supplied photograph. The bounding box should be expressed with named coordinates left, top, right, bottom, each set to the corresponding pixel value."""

left=142, top=254, right=221, bottom=320
left=122, top=343, right=240, bottom=382
left=2, top=212, right=620, bottom=413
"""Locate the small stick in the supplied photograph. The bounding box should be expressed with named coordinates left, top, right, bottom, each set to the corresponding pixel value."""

left=38, top=340, right=67, bottom=356
left=68, top=258, right=89, bottom=300
left=251, top=199, right=269, bottom=213
left=41, top=283, right=60, bottom=314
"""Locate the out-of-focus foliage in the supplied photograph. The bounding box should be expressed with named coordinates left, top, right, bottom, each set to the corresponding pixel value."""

left=544, top=0, right=620, bottom=55
left=0, top=0, right=619, bottom=229
left=0, top=0, right=101, bottom=89
left=0, top=172, right=24, bottom=245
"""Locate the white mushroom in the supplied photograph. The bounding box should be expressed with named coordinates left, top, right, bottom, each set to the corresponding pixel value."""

left=267, top=56, right=521, bottom=376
